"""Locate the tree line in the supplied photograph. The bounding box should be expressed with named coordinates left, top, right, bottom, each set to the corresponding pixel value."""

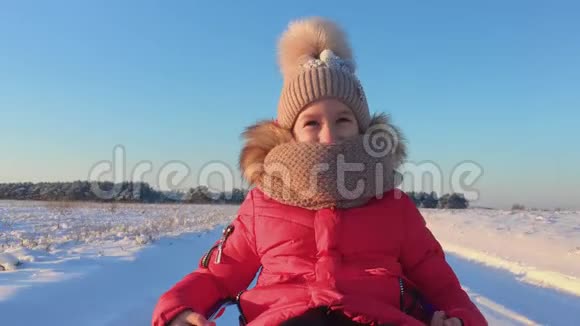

left=0, top=181, right=248, bottom=204
left=0, top=182, right=469, bottom=208
left=406, top=191, right=469, bottom=209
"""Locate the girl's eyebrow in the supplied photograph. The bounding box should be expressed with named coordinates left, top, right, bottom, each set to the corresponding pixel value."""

left=298, top=113, right=319, bottom=121
left=337, top=109, right=354, bottom=116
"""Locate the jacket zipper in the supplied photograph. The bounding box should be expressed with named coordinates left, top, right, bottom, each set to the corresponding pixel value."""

left=200, top=224, right=235, bottom=268
left=235, top=290, right=248, bottom=326
left=399, top=277, right=406, bottom=312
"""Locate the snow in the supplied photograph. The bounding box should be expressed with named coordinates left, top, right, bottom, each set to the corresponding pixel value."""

left=0, top=200, right=579, bottom=325
left=421, top=208, right=580, bottom=296
left=0, top=252, right=20, bottom=271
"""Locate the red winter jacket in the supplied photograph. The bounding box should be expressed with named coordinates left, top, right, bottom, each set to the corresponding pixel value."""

left=152, top=188, right=486, bottom=326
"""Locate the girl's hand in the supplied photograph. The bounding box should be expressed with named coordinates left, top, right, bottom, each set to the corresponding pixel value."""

left=169, top=309, right=216, bottom=326
left=430, top=310, right=463, bottom=326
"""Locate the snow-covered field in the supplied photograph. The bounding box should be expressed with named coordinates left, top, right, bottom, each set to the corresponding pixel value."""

left=421, top=208, right=580, bottom=297
left=0, top=200, right=579, bottom=325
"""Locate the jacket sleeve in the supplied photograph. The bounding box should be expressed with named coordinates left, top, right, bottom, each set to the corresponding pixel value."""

left=151, top=190, right=261, bottom=326
left=399, top=194, right=487, bottom=326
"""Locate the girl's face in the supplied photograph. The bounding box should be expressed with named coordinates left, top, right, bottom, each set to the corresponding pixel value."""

left=292, top=99, right=360, bottom=144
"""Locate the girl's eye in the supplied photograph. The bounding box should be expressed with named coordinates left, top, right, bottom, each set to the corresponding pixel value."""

left=304, top=120, right=319, bottom=127
left=338, top=117, right=351, bottom=123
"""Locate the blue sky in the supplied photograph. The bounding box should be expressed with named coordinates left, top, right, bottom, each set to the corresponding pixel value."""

left=1, top=1, right=578, bottom=209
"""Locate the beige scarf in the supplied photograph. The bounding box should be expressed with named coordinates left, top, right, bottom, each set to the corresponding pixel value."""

left=239, top=113, right=407, bottom=210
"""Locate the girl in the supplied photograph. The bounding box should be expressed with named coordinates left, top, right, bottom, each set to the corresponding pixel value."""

left=152, top=17, right=487, bottom=326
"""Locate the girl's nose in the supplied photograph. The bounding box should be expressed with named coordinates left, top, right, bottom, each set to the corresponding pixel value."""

left=319, top=125, right=338, bottom=144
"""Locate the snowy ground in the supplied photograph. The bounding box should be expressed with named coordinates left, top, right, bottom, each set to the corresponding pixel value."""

left=0, top=200, right=579, bottom=325
left=421, top=208, right=580, bottom=297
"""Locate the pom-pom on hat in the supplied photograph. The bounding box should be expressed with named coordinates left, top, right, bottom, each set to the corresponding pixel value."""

left=276, top=17, right=371, bottom=131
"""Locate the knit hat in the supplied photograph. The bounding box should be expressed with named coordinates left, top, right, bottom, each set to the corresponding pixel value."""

left=276, top=17, right=371, bottom=131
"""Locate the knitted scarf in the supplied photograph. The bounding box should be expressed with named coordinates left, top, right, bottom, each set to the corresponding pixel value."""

left=239, top=113, right=407, bottom=210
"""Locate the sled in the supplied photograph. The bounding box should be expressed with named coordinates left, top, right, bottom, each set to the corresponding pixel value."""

left=208, top=292, right=248, bottom=325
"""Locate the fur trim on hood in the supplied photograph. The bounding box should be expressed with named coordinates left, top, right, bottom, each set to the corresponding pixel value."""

left=239, top=113, right=407, bottom=186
